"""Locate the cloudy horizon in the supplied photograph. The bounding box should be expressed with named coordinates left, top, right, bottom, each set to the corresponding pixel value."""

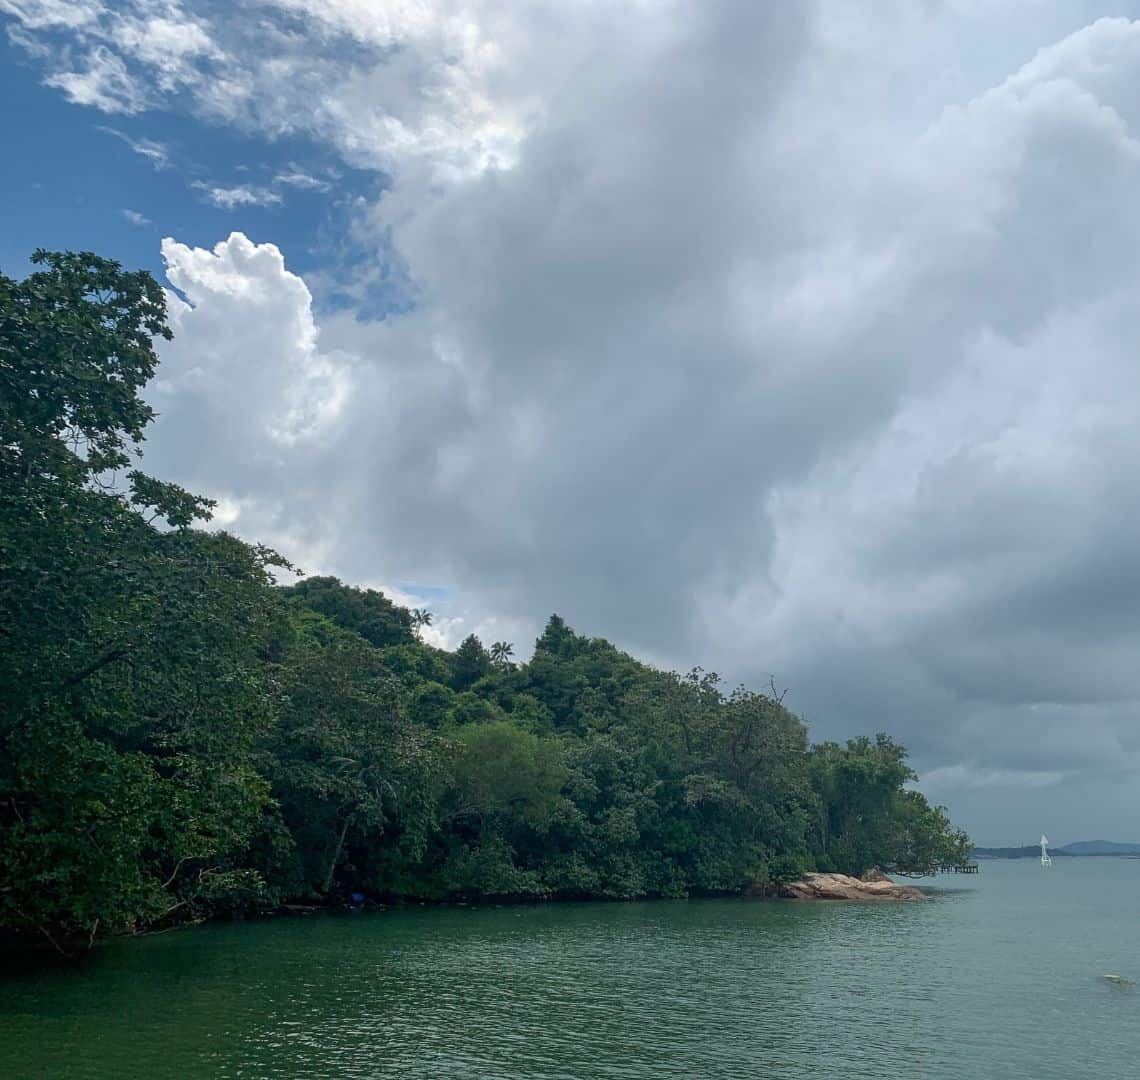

left=5, top=0, right=1140, bottom=845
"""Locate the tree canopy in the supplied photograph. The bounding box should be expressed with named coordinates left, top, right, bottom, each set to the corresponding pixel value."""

left=0, top=248, right=970, bottom=952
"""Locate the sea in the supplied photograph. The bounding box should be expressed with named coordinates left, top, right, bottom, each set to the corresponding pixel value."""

left=1, top=858, right=1137, bottom=1078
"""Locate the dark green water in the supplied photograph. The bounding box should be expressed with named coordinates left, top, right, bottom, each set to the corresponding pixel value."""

left=2, top=859, right=1137, bottom=1078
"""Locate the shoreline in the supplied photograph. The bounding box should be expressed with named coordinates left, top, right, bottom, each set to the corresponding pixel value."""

left=3, top=876, right=933, bottom=959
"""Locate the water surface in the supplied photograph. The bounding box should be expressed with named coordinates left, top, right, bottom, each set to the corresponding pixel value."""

left=2, top=859, right=1137, bottom=1078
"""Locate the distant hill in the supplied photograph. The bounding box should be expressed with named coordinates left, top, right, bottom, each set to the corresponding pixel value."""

left=1056, top=840, right=1140, bottom=856
left=974, top=840, right=1140, bottom=859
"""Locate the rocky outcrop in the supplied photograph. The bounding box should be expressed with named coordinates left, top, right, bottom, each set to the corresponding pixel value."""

left=777, top=871, right=925, bottom=901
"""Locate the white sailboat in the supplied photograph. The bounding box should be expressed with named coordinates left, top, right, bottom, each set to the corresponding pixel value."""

left=1040, top=834, right=1052, bottom=868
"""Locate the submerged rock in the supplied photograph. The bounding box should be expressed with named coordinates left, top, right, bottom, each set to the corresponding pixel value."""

left=777, top=872, right=925, bottom=901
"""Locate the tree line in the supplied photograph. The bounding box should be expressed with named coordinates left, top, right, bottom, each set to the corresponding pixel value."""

left=0, top=250, right=971, bottom=952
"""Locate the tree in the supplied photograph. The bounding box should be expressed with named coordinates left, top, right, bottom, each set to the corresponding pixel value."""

left=1, top=251, right=281, bottom=948
left=406, top=681, right=455, bottom=728
left=439, top=720, right=567, bottom=897
left=808, top=734, right=967, bottom=875
left=2, top=249, right=167, bottom=479
left=533, top=614, right=582, bottom=659
left=489, top=641, right=515, bottom=667
left=377, top=642, right=452, bottom=688
left=266, top=614, right=435, bottom=897
left=281, top=577, right=415, bottom=649
left=451, top=634, right=492, bottom=690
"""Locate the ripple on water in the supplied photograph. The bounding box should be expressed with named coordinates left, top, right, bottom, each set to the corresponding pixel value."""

left=1, top=861, right=1137, bottom=1079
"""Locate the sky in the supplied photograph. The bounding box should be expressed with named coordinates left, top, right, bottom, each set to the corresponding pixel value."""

left=4, top=0, right=1140, bottom=845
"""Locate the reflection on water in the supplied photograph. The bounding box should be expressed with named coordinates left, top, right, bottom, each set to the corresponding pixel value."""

left=1, top=860, right=1137, bottom=1078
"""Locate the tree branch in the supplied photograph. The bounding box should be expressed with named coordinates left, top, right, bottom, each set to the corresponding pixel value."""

left=161, top=857, right=189, bottom=891
left=61, top=644, right=130, bottom=690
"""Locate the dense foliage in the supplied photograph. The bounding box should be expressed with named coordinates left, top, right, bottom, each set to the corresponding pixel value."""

left=0, top=250, right=970, bottom=951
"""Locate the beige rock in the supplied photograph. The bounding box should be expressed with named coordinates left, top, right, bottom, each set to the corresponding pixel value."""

left=777, top=871, right=925, bottom=901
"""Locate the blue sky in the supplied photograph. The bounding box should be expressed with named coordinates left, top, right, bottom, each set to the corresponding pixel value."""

left=0, top=28, right=390, bottom=309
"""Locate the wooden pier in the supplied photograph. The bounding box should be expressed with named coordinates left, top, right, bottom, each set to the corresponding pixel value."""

left=938, top=863, right=979, bottom=874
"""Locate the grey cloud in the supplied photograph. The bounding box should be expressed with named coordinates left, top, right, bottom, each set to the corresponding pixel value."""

left=11, top=1, right=1140, bottom=841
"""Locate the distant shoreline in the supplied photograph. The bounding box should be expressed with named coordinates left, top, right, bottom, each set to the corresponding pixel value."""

left=974, top=841, right=1140, bottom=860
left=975, top=853, right=1140, bottom=859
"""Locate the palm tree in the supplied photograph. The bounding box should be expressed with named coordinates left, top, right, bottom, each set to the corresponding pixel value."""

left=489, top=641, right=514, bottom=666
left=411, top=609, right=433, bottom=637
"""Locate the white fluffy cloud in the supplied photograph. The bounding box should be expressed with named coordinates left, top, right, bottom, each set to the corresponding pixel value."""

left=3, top=0, right=532, bottom=177
left=12, top=1, right=1140, bottom=840
left=157, top=232, right=350, bottom=446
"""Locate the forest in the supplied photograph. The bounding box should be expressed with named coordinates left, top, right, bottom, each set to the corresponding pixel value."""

left=0, top=250, right=971, bottom=953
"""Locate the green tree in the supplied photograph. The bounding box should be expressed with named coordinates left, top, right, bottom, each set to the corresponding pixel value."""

left=439, top=720, right=567, bottom=897
left=407, top=681, right=455, bottom=727
left=451, top=634, right=492, bottom=690
left=808, top=734, right=966, bottom=875
left=266, top=614, right=436, bottom=897
left=281, top=577, right=415, bottom=649
left=377, top=642, right=452, bottom=688
left=1, top=251, right=281, bottom=949
left=489, top=641, right=515, bottom=667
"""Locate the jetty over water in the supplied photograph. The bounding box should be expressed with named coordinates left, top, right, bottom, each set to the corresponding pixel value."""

left=937, top=863, right=979, bottom=874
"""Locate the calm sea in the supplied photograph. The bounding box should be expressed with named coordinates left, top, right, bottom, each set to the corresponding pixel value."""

left=1, top=858, right=1137, bottom=1078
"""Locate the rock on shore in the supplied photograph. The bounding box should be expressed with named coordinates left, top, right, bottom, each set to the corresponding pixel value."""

left=778, top=872, right=925, bottom=901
